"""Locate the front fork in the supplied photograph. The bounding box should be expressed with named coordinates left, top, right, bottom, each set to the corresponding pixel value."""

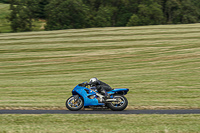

left=73, top=95, right=80, bottom=102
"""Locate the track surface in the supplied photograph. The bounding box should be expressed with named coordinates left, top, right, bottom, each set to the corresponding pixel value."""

left=0, top=110, right=200, bottom=114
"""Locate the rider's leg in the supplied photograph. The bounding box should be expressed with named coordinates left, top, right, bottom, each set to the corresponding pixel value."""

left=100, top=89, right=110, bottom=99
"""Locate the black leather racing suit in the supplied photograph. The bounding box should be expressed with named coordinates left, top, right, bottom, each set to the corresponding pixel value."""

left=94, top=80, right=112, bottom=95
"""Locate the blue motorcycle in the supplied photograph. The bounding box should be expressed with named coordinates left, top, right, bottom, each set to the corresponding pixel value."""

left=66, top=82, right=129, bottom=111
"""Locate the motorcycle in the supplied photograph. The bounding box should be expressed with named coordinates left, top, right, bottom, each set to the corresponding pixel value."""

left=66, top=82, right=129, bottom=111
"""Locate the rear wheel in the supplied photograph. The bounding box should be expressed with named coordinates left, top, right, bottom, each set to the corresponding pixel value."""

left=66, top=96, right=84, bottom=111
left=107, top=95, right=128, bottom=111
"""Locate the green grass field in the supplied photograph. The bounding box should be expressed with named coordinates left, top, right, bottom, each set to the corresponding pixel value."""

left=1, top=20, right=200, bottom=133
left=0, top=23, right=200, bottom=110
left=0, top=114, right=199, bottom=133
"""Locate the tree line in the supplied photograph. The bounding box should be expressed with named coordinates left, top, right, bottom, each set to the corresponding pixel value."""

left=2, top=0, right=200, bottom=32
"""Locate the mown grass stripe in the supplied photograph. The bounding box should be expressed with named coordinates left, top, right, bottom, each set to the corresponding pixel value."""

left=1, top=23, right=200, bottom=37
left=0, top=55, right=75, bottom=62
left=1, top=24, right=200, bottom=37
left=0, top=52, right=198, bottom=71
left=1, top=60, right=198, bottom=77
left=2, top=42, right=199, bottom=54
left=1, top=30, right=200, bottom=41
left=1, top=36, right=200, bottom=46
left=0, top=44, right=166, bottom=53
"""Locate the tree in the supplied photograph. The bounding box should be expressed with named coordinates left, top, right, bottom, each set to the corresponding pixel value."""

left=165, top=0, right=199, bottom=24
left=45, top=0, right=88, bottom=30
left=0, top=0, right=9, bottom=3
left=113, top=0, right=138, bottom=26
left=180, top=0, right=200, bottom=23
left=7, top=0, right=39, bottom=32
left=93, top=5, right=116, bottom=27
left=5, top=0, right=200, bottom=32
left=126, top=14, right=140, bottom=26
left=148, top=2, right=165, bottom=24
left=34, top=0, right=50, bottom=19
left=165, top=0, right=181, bottom=23
left=127, top=2, right=164, bottom=26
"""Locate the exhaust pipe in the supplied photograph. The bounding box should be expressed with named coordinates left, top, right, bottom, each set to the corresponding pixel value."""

left=106, top=99, right=118, bottom=102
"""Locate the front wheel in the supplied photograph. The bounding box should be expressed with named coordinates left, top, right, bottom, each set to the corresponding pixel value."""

left=66, top=96, right=84, bottom=111
left=107, top=95, right=128, bottom=111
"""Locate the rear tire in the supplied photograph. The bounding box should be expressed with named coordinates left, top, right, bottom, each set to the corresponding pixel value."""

left=107, top=95, right=128, bottom=111
left=66, top=96, right=84, bottom=111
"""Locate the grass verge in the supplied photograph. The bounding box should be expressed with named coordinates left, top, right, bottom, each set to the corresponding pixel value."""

left=0, top=114, right=200, bottom=133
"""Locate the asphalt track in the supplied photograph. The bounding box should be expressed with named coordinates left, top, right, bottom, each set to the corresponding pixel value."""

left=0, top=110, right=200, bottom=114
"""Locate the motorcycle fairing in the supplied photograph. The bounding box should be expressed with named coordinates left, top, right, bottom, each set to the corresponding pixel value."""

left=107, top=88, right=129, bottom=95
left=72, top=85, right=104, bottom=106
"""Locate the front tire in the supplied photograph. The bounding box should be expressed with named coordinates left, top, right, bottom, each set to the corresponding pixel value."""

left=107, top=95, right=128, bottom=111
left=66, top=96, right=84, bottom=111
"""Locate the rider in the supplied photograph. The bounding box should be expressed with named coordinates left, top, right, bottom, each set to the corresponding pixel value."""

left=88, top=77, right=112, bottom=99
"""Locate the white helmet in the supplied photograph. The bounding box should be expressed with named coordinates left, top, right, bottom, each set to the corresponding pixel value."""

left=89, top=77, right=99, bottom=85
